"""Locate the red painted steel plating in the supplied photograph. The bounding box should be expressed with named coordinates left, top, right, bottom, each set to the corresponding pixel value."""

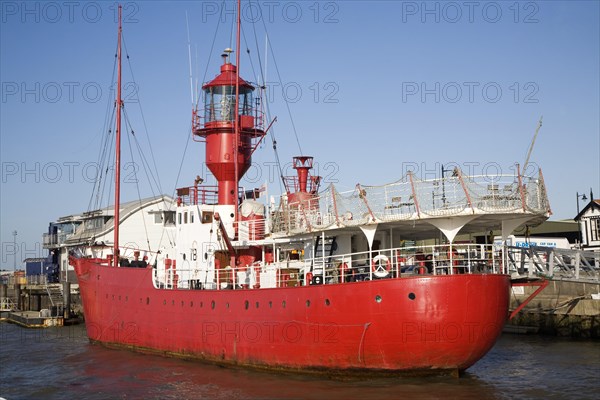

left=72, top=257, right=511, bottom=375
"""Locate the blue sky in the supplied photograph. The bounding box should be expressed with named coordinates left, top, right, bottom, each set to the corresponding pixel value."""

left=1, top=1, right=599, bottom=269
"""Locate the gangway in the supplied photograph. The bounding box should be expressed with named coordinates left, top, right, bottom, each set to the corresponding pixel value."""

left=505, top=245, right=599, bottom=282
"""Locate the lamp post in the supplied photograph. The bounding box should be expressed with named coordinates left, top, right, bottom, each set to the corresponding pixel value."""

left=576, top=192, right=588, bottom=215
left=576, top=192, right=588, bottom=247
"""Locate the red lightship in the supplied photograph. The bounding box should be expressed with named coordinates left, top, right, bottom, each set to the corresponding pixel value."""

left=71, top=2, right=550, bottom=376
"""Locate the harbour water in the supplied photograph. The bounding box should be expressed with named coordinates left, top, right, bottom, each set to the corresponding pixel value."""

left=1, top=322, right=598, bottom=400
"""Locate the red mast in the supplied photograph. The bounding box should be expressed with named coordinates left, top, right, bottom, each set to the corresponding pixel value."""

left=234, top=0, right=241, bottom=222
left=113, top=5, right=123, bottom=266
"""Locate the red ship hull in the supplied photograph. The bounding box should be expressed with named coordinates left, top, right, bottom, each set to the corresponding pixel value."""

left=73, top=257, right=510, bottom=375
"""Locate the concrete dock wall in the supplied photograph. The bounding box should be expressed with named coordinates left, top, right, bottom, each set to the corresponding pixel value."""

left=509, top=279, right=600, bottom=338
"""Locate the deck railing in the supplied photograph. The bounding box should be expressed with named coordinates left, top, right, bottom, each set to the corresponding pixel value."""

left=150, top=243, right=507, bottom=291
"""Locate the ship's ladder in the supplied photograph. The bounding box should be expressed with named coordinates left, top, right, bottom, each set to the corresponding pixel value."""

left=312, top=236, right=337, bottom=278
left=45, top=283, right=64, bottom=315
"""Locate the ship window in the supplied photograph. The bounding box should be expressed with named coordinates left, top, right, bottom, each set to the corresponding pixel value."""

left=202, top=211, right=213, bottom=224
left=325, top=299, right=330, bottom=306
left=245, top=300, right=249, bottom=310
left=190, top=211, right=194, bottom=223
left=164, top=211, right=175, bottom=226
left=184, top=212, right=188, bottom=224
left=85, top=217, right=104, bottom=231
left=154, top=213, right=163, bottom=224
left=178, top=213, right=182, bottom=225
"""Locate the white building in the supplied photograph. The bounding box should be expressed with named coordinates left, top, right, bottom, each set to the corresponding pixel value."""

left=43, top=195, right=175, bottom=282
left=574, top=198, right=600, bottom=251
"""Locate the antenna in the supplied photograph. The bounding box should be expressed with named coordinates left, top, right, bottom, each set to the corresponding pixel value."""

left=523, top=116, right=543, bottom=175
left=186, top=11, right=194, bottom=106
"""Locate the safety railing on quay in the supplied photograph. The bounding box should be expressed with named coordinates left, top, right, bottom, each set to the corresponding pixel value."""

left=504, top=245, right=599, bottom=282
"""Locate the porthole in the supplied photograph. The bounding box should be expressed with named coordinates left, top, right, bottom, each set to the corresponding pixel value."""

left=256, top=301, right=259, bottom=309
left=190, top=301, right=194, bottom=307
left=211, top=300, right=215, bottom=309
left=306, top=300, right=311, bottom=307
left=163, top=299, right=166, bottom=305
left=226, top=302, right=230, bottom=309
left=325, top=299, right=330, bottom=306
left=245, top=300, right=249, bottom=310
left=282, top=300, right=286, bottom=308
left=375, top=295, right=382, bottom=303
left=146, top=297, right=150, bottom=305
left=408, top=292, right=416, bottom=300
left=181, top=300, right=185, bottom=307
left=269, top=301, right=272, bottom=308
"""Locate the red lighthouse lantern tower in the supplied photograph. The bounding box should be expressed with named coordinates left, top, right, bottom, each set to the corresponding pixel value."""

left=193, top=50, right=265, bottom=207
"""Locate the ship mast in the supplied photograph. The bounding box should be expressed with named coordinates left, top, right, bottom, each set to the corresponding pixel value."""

left=113, top=4, right=123, bottom=266
left=233, top=0, right=241, bottom=225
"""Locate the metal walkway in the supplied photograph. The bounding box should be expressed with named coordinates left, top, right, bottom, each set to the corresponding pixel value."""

left=506, top=245, right=599, bottom=282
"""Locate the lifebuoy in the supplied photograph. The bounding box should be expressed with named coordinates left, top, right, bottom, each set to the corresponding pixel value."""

left=371, top=255, right=391, bottom=278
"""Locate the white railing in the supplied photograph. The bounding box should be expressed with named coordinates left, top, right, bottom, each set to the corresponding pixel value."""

left=42, top=232, right=72, bottom=248
left=505, top=246, right=599, bottom=281
left=150, top=243, right=505, bottom=291
left=236, top=218, right=268, bottom=241
left=271, top=171, right=550, bottom=235
left=0, top=297, right=17, bottom=311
